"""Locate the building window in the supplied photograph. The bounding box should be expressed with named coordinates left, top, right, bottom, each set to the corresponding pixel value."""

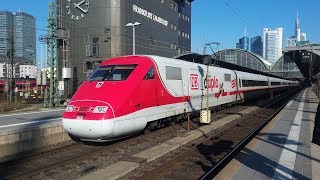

left=178, top=30, right=180, bottom=36
left=174, top=24, right=177, bottom=31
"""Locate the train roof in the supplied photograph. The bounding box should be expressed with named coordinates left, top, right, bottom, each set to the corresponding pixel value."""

left=172, top=53, right=294, bottom=81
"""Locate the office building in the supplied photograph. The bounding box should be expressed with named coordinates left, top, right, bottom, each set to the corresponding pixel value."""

left=0, top=11, right=14, bottom=61
left=300, top=33, right=307, bottom=41
left=0, top=63, right=36, bottom=78
left=251, top=36, right=263, bottom=56
left=56, top=0, right=192, bottom=95
left=14, top=12, right=36, bottom=65
left=286, top=12, right=308, bottom=47
left=263, top=28, right=283, bottom=64
left=236, top=36, right=249, bottom=51
left=0, top=11, right=36, bottom=65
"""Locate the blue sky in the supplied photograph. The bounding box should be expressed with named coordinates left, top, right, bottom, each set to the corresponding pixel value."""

left=1, top=0, right=51, bottom=66
left=1, top=0, right=319, bottom=61
left=192, top=0, right=320, bottom=52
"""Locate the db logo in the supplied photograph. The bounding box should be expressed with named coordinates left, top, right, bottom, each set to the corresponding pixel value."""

left=190, top=74, right=199, bottom=90
left=96, top=82, right=104, bottom=88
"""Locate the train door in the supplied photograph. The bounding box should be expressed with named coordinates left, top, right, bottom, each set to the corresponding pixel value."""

left=189, top=68, right=201, bottom=111
left=237, top=74, right=244, bottom=102
left=182, top=68, right=190, bottom=111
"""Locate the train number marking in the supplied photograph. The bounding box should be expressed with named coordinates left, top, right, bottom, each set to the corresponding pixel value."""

left=76, top=115, right=83, bottom=120
left=190, top=74, right=199, bottom=90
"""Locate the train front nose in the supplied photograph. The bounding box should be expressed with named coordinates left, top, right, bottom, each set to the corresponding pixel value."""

left=62, top=102, right=115, bottom=140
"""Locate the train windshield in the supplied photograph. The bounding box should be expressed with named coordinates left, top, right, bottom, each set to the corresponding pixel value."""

left=87, top=65, right=137, bottom=81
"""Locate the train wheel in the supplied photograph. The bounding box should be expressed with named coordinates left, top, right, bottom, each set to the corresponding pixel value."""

left=182, top=113, right=188, bottom=120
left=145, top=121, right=159, bottom=133
left=169, top=118, right=176, bottom=126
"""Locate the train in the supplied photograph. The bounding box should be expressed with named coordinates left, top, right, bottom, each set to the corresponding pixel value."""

left=62, top=55, right=299, bottom=142
left=0, top=79, right=38, bottom=93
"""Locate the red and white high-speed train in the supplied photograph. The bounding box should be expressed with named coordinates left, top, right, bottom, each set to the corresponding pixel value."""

left=62, top=55, right=298, bottom=142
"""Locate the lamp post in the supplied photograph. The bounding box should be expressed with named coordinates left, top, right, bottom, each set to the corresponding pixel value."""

left=125, top=22, right=141, bottom=55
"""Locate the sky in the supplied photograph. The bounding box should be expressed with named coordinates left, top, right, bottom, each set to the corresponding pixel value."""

left=191, top=0, right=320, bottom=52
left=1, top=0, right=319, bottom=63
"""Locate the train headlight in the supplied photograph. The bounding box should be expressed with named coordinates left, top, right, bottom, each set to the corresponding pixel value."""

left=93, top=106, right=108, bottom=113
left=65, top=105, right=74, bottom=112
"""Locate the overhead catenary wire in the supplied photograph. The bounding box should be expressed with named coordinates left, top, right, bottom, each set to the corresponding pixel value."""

left=221, top=0, right=259, bottom=36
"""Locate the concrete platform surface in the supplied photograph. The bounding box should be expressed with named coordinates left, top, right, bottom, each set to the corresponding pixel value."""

left=216, top=88, right=320, bottom=180
left=80, top=106, right=259, bottom=180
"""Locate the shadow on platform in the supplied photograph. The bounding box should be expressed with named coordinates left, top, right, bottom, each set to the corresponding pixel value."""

left=235, top=147, right=310, bottom=179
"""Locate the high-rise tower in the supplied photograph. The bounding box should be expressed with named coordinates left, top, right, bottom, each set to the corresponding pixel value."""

left=236, top=27, right=249, bottom=51
left=0, top=11, right=14, bottom=61
left=251, top=36, right=263, bottom=56
left=295, top=11, right=301, bottom=42
left=13, top=12, right=36, bottom=65
left=0, top=11, right=36, bottom=64
left=263, top=28, right=283, bottom=64
left=286, top=12, right=308, bottom=47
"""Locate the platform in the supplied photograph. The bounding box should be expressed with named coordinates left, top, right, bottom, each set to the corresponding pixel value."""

left=216, top=87, right=320, bottom=180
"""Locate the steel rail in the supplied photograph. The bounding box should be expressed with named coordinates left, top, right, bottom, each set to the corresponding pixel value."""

left=199, top=88, right=302, bottom=180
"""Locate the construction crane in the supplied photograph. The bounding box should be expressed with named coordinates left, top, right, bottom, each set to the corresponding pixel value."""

left=202, top=42, right=220, bottom=55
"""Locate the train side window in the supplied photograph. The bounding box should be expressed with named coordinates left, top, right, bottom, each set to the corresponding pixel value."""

left=166, top=66, right=182, bottom=80
left=143, top=66, right=154, bottom=80
left=271, top=81, right=281, bottom=86
left=239, top=78, right=241, bottom=88
left=224, top=74, right=231, bottom=82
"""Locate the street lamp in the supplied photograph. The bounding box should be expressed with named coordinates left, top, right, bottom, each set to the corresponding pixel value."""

left=125, top=22, right=141, bottom=55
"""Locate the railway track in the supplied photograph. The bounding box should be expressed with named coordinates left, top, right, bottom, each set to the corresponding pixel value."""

left=121, top=89, right=300, bottom=179
left=0, top=104, right=247, bottom=179
left=0, top=90, right=298, bottom=179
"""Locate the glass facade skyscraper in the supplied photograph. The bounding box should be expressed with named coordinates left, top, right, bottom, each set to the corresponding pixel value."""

left=0, top=11, right=14, bottom=61
left=251, top=36, right=263, bottom=57
left=13, top=12, right=36, bottom=65
left=0, top=11, right=36, bottom=64
left=236, top=36, right=249, bottom=51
